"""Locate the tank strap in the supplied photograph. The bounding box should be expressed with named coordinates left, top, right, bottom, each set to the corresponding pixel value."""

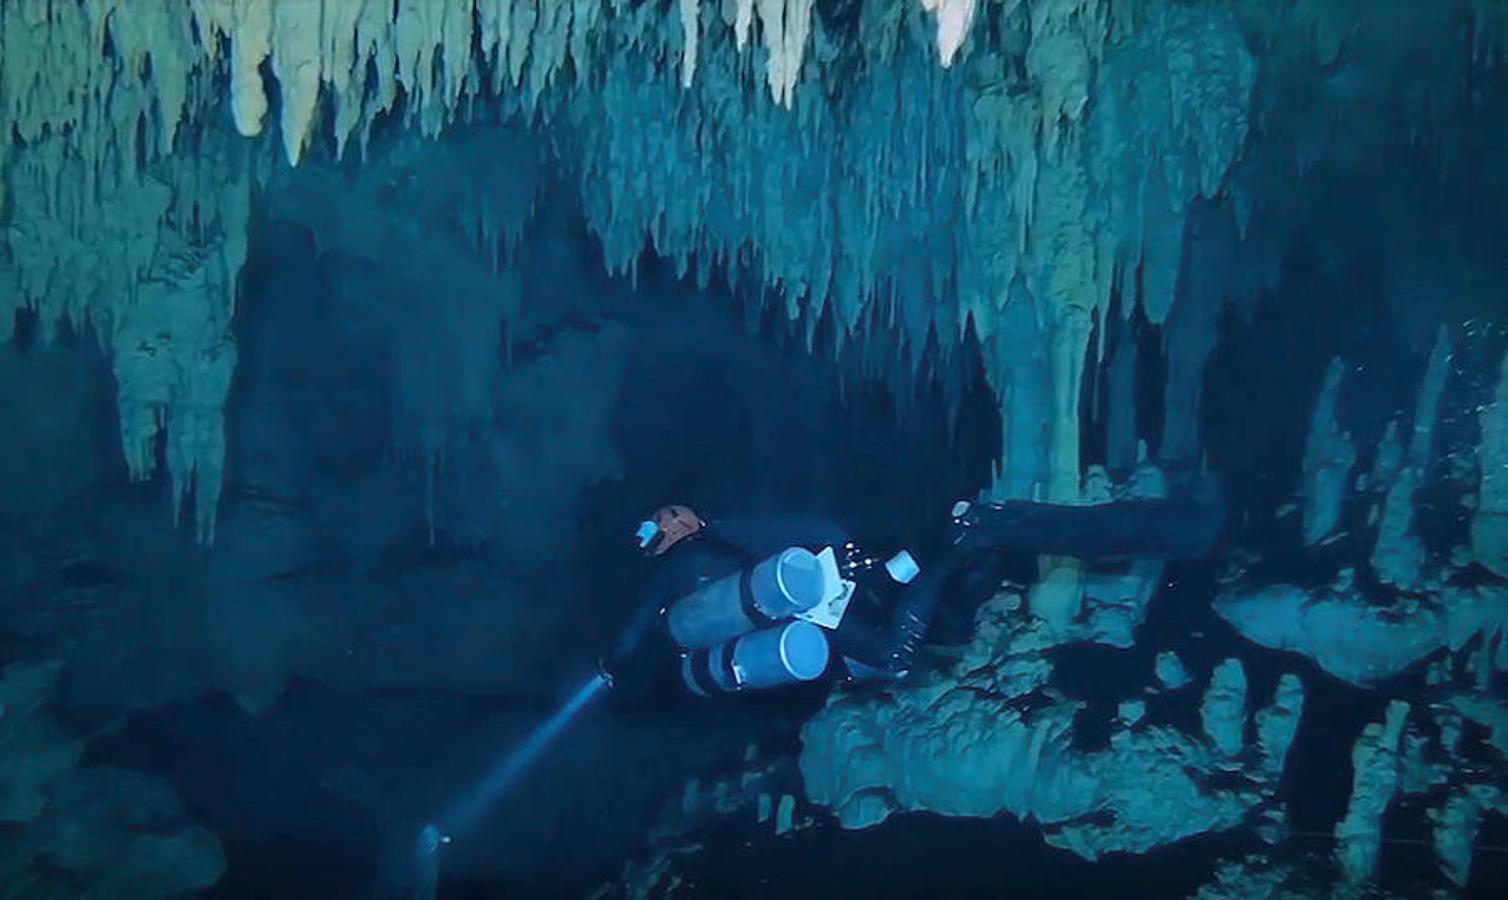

left=686, top=643, right=743, bottom=695
left=685, top=651, right=720, bottom=696
left=738, top=567, right=775, bottom=628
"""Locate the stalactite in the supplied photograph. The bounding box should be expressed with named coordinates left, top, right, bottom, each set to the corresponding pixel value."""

left=920, top=0, right=977, bottom=67
left=755, top=0, right=816, bottom=108
left=0, top=0, right=249, bottom=541
left=226, top=0, right=273, bottom=138
left=271, top=0, right=322, bottom=166
left=0, top=0, right=1258, bottom=543
left=680, top=0, right=701, bottom=88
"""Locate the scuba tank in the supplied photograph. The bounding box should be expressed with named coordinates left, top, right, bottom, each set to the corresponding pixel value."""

left=665, top=547, right=827, bottom=650
left=681, top=620, right=831, bottom=695
left=668, top=543, right=924, bottom=694
left=628, top=531, right=925, bottom=697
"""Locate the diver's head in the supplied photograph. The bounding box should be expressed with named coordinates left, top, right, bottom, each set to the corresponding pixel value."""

left=635, top=504, right=705, bottom=557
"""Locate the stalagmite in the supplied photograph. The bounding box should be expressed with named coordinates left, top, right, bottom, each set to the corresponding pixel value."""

left=775, top=795, right=796, bottom=835
left=1449, top=693, right=1508, bottom=761
left=1300, top=359, right=1356, bottom=543
left=1431, top=785, right=1507, bottom=887
left=1474, top=347, right=1508, bottom=576
left=1372, top=327, right=1451, bottom=587
left=1335, top=701, right=1409, bottom=885
left=1156, top=651, right=1192, bottom=690
left=1104, top=336, right=1138, bottom=471
left=1255, top=674, right=1304, bottom=777
left=1200, top=659, right=1248, bottom=758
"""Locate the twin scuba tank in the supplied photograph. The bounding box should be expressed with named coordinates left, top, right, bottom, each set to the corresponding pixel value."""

left=666, top=544, right=920, bottom=696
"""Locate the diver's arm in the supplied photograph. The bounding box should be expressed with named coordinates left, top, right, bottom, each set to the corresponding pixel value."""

left=611, top=591, right=664, bottom=663
left=602, top=577, right=677, bottom=695
left=609, top=557, right=686, bottom=664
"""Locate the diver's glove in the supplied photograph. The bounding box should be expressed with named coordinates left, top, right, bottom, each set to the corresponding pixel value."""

left=949, top=499, right=982, bottom=548
left=595, top=656, right=618, bottom=691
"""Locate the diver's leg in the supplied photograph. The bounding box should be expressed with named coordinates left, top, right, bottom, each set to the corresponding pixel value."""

left=829, top=617, right=902, bottom=682
left=954, top=493, right=1222, bottom=561
left=829, top=551, right=967, bottom=678
left=880, top=548, right=981, bottom=674
left=840, top=489, right=1216, bottom=679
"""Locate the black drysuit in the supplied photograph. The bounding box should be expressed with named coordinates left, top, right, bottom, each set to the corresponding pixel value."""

left=610, top=493, right=1221, bottom=689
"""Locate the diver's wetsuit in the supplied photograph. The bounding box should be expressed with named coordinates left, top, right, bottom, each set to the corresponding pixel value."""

left=611, top=492, right=1222, bottom=688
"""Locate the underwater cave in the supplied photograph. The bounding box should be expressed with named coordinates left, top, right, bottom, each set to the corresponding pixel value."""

left=2, top=1, right=1507, bottom=898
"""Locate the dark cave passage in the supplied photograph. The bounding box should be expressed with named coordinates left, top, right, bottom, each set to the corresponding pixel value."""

left=72, top=186, right=1004, bottom=899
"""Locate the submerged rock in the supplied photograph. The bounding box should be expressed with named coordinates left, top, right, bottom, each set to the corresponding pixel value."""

left=0, top=664, right=224, bottom=899
left=1214, top=582, right=1506, bottom=687
left=799, top=594, right=1301, bottom=860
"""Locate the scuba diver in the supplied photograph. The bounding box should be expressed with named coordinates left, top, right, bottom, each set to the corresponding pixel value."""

left=603, top=484, right=1223, bottom=698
